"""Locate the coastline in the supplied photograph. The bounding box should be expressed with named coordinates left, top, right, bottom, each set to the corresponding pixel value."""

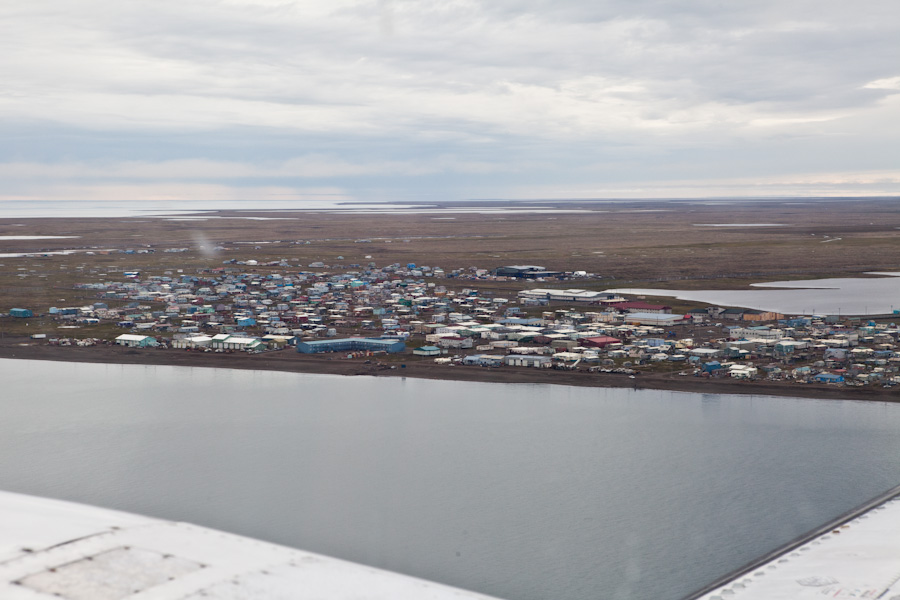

left=0, top=338, right=895, bottom=402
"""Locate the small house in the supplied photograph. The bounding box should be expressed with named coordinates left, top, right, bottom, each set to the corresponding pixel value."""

left=813, top=372, right=845, bottom=384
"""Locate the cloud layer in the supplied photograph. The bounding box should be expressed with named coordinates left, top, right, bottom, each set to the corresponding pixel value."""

left=2, top=0, right=899, bottom=202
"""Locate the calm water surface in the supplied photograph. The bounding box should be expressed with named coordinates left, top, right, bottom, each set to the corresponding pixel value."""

left=609, top=272, right=900, bottom=315
left=2, top=359, right=900, bottom=600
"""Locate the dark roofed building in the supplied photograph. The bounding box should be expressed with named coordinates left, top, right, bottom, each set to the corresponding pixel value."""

left=607, top=301, right=672, bottom=314
left=493, top=266, right=564, bottom=279
left=582, top=336, right=622, bottom=348
left=721, top=308, right=746, bottom=320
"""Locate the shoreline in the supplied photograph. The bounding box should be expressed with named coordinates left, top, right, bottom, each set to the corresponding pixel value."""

left=0, top=339, right=896, bottom=402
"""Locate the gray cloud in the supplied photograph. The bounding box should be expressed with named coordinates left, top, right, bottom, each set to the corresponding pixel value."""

left=1, top=0, right=899, bottom=201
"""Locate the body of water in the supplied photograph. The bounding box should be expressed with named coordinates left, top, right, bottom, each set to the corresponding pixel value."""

left=609, top=272, right=900, bottom=316
left=2, top=359, right=900, bottom=600
left=0, top=200, right=599, bottom=219
left=0, top=200, right=406, bottom=219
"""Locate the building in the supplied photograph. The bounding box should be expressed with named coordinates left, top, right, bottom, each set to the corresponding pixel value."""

left=623, top=313, right=687, bottom=326
left=729, top=365, right=758, bottom=379
left=114, top=334, right=158, bottom=348
left=435, top=336, right=473, bottom=349
left=687, top=308, right=710, bottom=322
left=607, top=301, right=672, bottom=314
left=582, top=336, right=622, bottom=348
left=774, top=339, right=808, bottom=356
left=503, top=355, right=551, bottom=368
left=210, top=335, right=264, bottom=351
left=721, top=308, right=746, bottom=320
left=9, top=308, right=33, bottom=318
left=518, top=289, right=611, bottom=303
left=730, top=327, right=785, bottom=341
left=494, top=266, right=563, bottom=279
left=413, top=346, right=441, bottom=357
left=171, top=335, right=213, bottom=349
left=741, top=309, right=783, bottom=321
left=691, top=347, right=722, bottom=359
left=297, top=337, right=406, bottom=354
left=461, top=354, right=504, bottom=367
left=814, top=372, right=845, bottom=384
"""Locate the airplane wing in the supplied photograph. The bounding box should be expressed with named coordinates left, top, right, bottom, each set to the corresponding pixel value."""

left=0, top=490, right=501, bottom=600
left=685, top=484, right=900, bottom=600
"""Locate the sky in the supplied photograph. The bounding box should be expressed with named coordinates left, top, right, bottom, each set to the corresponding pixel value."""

left=2, top=0, right=900, bottom=205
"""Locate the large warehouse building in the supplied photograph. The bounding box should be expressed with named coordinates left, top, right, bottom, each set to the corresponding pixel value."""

left=493, top=265, right=564, bottom=279
left=297, top=337, right=406, bottom=354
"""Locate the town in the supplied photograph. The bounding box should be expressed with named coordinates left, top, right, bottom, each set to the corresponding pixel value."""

left=4, top=260, right=899, bottom=391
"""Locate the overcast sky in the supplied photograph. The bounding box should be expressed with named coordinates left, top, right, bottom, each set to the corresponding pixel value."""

left=3, top=0, right=900, bottom=204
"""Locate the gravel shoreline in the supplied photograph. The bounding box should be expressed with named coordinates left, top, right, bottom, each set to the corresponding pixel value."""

left=1, top=338, right=896, bottom=402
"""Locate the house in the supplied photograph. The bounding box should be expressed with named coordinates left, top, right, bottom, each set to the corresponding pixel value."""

left=774, top=340, right=808, bottom=356
left=813, top=372, right=845, bottom=384
left=701, top=361, right=723, bottom=373
left=729, top=365, right=758, bottom=379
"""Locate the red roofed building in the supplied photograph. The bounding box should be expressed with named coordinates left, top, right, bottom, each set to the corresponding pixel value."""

left=582, top=336, right=622, bottom=348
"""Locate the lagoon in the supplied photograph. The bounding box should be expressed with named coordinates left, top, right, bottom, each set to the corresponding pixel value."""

left=609, top=272, right=900, bottom=316
left=2, top=359, right=900, bottom=600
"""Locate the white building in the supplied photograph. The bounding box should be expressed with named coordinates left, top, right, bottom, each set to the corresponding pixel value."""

left=114, top=334, right=158, bottom=348
left=171, top=335, right=213, bottom=349
left=503, top=355, right=551, bottom=368
left=210, top=335, right=264, bottom=351
left=623, top=313, right=688, bottom=327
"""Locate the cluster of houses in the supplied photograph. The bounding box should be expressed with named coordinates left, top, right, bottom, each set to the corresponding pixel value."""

left=10, top=261, right=899, bottom=388
left=410, top=309, right=900, bottom=385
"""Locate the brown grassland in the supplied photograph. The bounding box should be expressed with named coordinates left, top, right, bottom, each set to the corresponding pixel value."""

left=2, top=197, right=900, bottom=400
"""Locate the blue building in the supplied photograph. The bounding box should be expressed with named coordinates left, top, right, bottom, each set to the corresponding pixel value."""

left=813, top=372, right=845, bottom=384
left=297, top=337, right=406, bottom=354
left=781, top=317, right=812, bottom=328
left=9, top=308, right=33, bottom=318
